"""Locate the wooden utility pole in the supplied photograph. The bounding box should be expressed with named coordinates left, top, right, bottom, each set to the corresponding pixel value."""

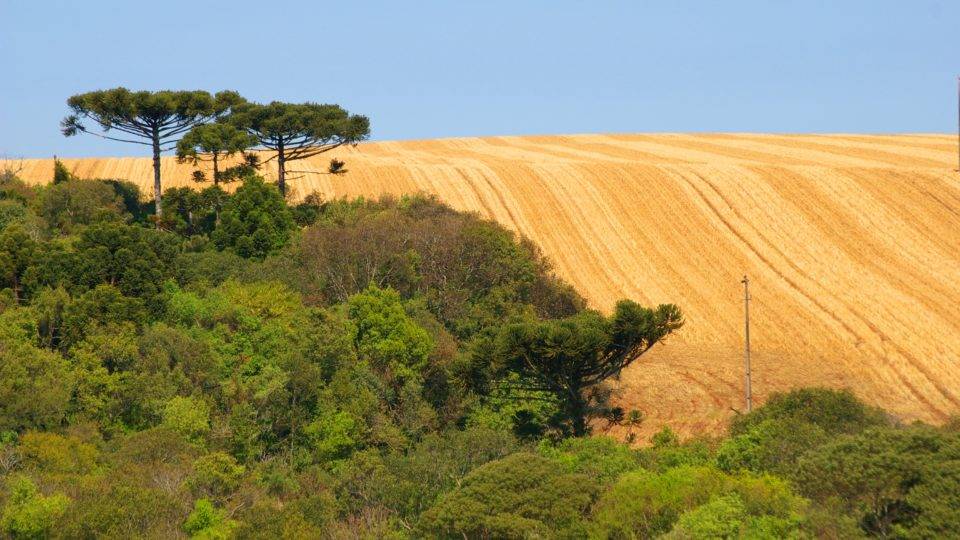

left=741, top=275, right=753, bottom=412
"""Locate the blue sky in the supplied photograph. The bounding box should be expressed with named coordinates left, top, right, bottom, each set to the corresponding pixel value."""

left=1, top=0, right=957, bottom=157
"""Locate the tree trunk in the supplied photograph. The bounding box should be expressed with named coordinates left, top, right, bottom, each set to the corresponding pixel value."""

left=212, top=152, right=219, bottom=187
left=151, top=126, right=163, bottom=223
left=212, top=152, right=222, bottom=224
left=277, top=142, right=286, bottom=198
left=567, top=391, right=588, bottom=437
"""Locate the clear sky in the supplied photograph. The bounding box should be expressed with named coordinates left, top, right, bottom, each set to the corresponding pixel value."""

left=1, top=0, right=957, bottom=157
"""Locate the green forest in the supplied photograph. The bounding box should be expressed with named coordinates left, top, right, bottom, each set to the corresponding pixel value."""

left=0, top=162, right=958, bottom=539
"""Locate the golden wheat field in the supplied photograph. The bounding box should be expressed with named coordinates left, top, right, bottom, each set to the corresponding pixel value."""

left=7, top=133, right=960, bottom=439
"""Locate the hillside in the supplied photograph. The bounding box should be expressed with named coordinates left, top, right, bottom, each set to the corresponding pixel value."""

left=7, top=133, right=960, bottom=438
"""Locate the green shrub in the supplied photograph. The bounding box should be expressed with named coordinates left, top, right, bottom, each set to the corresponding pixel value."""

left=305, top=411, right=362, bottom=463
left=643, top=427, right=715, bottom=471
left=183, top=499, right=237, bottom=539
left=0, top=200, right=29, bottom=230
left=1, top=475, right=69, bottom=539
left=730, top=388, right=888, bottom=437
left=715, top=418, right=828, bottom=475
left=590, top=466, right=727, bottom=538
left=189, top=452, right=246, bottom=500
left=113, top=427, right=198, bottom=467
left=56, top=483, right=181, bottom=539
left=160, top=396, right=211, bottom=443
left=665, top=493, right=747, bottom=539
left=233, top=503, right=322, bottom=539
left=364, top=426, right=520, bottom=521
left=420, top=452, right=596, bottom=538
left=590, top=465, right=808, bottom=539
left=18, top=432, right=99, bottom=475
left=538, top=436, right=643, bottom=486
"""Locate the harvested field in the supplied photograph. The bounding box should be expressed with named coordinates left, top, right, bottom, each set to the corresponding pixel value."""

left=7, top=133, right=960, bottom=440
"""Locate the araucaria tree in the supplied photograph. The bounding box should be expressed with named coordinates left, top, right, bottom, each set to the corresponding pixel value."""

left=61, top=88, right=243, bottom=218
left=488, top=301, right=683, bottom=436
left=176, top=123, right=258, bottom=186
left=229, top=101, right=370, bottom=197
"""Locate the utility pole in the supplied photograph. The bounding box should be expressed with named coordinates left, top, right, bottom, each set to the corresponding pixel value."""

left=956, top=75, right=959, bottom=172
left=741, top=275, right=752, bottom=412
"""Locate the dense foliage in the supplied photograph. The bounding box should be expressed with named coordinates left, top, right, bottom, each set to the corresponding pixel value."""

left=0, top=168, right=957, bottom=538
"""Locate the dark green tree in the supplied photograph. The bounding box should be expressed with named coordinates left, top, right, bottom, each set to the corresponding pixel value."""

left=52, top=157, right=74, bottom=184
left=176, top=123, right=258, bottom=186
left=160, top=186, right=215, bottom=236
left=228, top=101, right=370, bottom=197
left=486, top=301, right=682, bottom=436
left=349, top=427, right=521, bottom=522
left=794, top=426, right=955, bottom=538
left=904, top=435, right=960, bottom=538
left=0, top=200, right=28, bottom=232
left=716, top=387, right=891, bottom=477
left=289, top=192, right=325, bottom=227
left=60, top=284, right=148, bottom=349
left=71, top=222, right=180, bottom=305
left=538, top=436, right=644, bottom=486
left=61, top=88, right=243, bottom=219
left=0, top=225, right=36, bottom=303
left=100, top=179, right=150, bottom=223
left=211, top=176, right=294, bottom=259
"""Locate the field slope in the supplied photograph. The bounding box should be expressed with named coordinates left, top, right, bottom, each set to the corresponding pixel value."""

left=9, top=133, right=960, bottom=438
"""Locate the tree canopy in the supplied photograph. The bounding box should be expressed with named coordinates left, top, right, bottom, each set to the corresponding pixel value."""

left=228, top=101, right=370, bottom=197
left=62, top=88, right=243, bottom=218
left=175, top=123, right=258, bottom=186
left=483, top=300, right=683, bottom=435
